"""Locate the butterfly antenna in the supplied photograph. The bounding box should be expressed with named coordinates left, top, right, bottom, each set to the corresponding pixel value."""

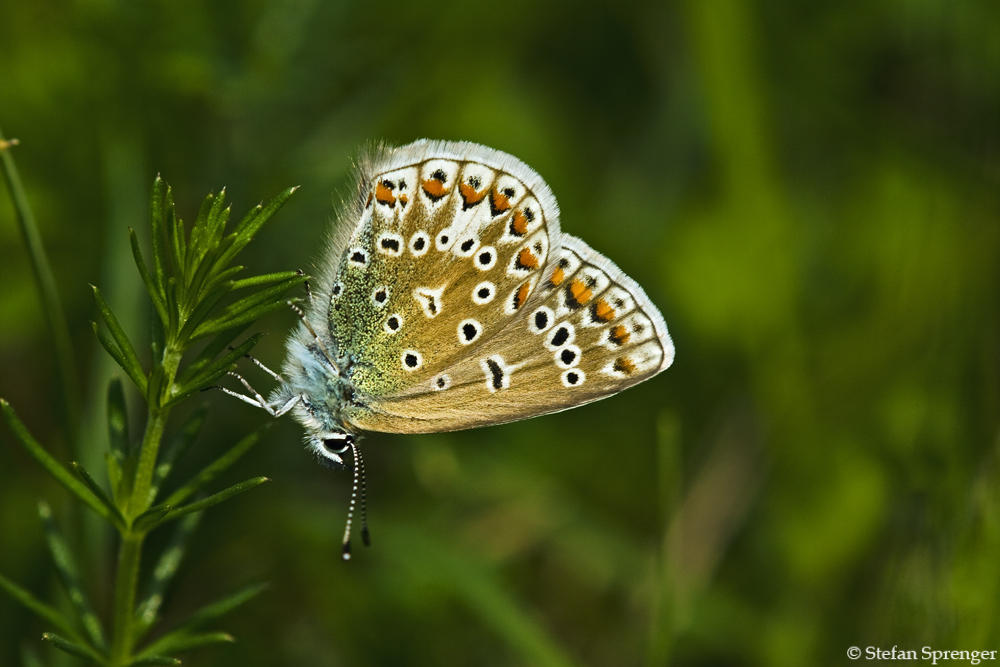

left=287, top=300, right=340, bottom=375
left=341, top=440, right=366, bottom=560
left=357, top=442, right=370, bottom=547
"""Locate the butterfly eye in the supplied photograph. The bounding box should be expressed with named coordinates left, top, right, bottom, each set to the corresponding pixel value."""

left=323, top=438, right=350, bottom=454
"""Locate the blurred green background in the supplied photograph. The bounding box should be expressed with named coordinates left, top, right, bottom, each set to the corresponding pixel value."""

left=1, top=0, right=998, bottom=665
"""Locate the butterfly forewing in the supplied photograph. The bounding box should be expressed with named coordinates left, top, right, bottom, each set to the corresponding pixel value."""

left=326, top=142, right=563, bottom=411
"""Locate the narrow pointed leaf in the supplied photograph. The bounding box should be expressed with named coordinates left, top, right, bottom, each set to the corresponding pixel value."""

left=92, top=323, right=148, bottom=396
left=139, top=631, right=234, bottom=659
left=176, top=324, right=250, bottom=387
left=40, top=633, right=104, bottom=662
left=92, top=286, right=146, bottom=389
left=168, top=334, right=263, bottom=406
left=176, top=582, right=268, bottom=633
left=213, top=186, right=297, bottom=271
left=135, top=513, right=202, bottom=638
left=70, top=464, right=125, bottom=529
left=106, top=377, right=131, bottom=503
left=190, top=276, right=306, bottom=340
left=150, top=406, right=208, bottom=499
left=153, top=477, right=269, bottom=528
left=164, top=427, right=268, bottom=507
left=149, top=176, right=167, bottom=295
left=0, top=572, right=80, bottom=641
left=38, top=503, right=107, bottom=649
left=198, top=264, right=245, bottom=300
left=0, top=400, right=113, bottom=521
left=229, top=270, right=303, bottom=291
left=107, top=377, right=130, bottom=457
left=185, top=192, right=217, bottom=287
left=165, top=187, right=185, bottom=291
left=133, top=504, right=172, bottom=533
left=130, top=228, right=168, bottom=323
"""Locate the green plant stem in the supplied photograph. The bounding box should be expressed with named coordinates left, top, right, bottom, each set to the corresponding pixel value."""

left=0, top=123, right=80, bottom=440
left=111, top=534, right=143, bottom=666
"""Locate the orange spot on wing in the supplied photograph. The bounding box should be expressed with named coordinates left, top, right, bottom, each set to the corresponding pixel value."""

left=591, top=298, right=615, bottom=322
left=516, top=247, right=539, bottom=270
left=609, top=324, right=630, bottom=346
left=460, top=182, right=487, bottom=207
left=399, top=194, right=408, bottom=206
left=490, top=188, right=512, bottom=216
left=512, top=282, right=531, bottom=310
left=613, top=356, right=637, bottom=374
left=549, top=266, right=565, bottom=286
left=565, top=279, right=592, bottom=308
left=422, top=179, right=447, bottom=200
left=375, top=181, right=396, bottom=207
left=510, top=209, right=528, bottom=236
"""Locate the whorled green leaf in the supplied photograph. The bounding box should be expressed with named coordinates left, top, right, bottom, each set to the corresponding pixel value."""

left=0, top=400, right=115, bottom=523
left=92, top=323, right=148, bottom=397
left=174, top=582, right=268, bottom=634
left=38, top=502, right=107, bottom=650
left=167, top=334, right=264, bottom=407
left=106, top=377, right=134, bottom=504
left=92, top=286, right=147, bottom=394
left=148, top=176, right=168, bottom=300
left=211, top=186, right=298, bottom=273
left=133, top=503, right=172, bottom=533
left=149, top=405, right=208, bottom=499
left=41, top=633, right=105, bottom=663
left=140, top=631, right=234, bottom=658
left=129, top=227, right=168, bottom=325
left=70, top=463, right=126, bottom=529
left=0, top=572, right=81, bottom=642
left=190, top=276, right=306, bottom=341
left=163, top=427, right=269, bottom=507
left=175, top=324, right=250, bottom=388
left=151, top=477, right=269, bottom=529
left=134, top=513, right=202, bottom=638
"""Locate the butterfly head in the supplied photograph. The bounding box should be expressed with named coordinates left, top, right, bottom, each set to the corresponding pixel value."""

left=310, top=429, right=356, bottom=469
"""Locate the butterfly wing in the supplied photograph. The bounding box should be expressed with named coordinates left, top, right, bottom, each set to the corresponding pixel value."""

left=317, top=140, right=672, bottom=434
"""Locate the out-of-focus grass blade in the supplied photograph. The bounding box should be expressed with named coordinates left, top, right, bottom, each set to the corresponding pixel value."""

left=149, top=406, right=208, bottom=499
left=70, top=463, right=125, bottom=529
left=134, top=513, right=202, bottom=638
left=20, top=643, right=45, bottom=667
left=0, top=400, right=114, bottom=523
left=168, top=334, right=263, bottom=406
left=152, top=477, right=269, bottom=528
left=164, top=427, right=268, bottom=507
left=40, top=633, right=105, bottom=663
left=138, top=631, right=234, bottom=659
left=38, top=502, right=107, bottom=650
left=0, top=572, right=81, bottom=642
left=130, top=656, right=181, bottom=666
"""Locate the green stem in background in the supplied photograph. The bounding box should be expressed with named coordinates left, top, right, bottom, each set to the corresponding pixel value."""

left=0, top=124, right=81, bottom=442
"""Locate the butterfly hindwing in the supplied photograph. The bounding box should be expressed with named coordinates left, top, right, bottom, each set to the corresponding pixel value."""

left=347, top=235, right=674, bottom=433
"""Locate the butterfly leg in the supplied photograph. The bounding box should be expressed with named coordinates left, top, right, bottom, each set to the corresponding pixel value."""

left=287, top=300, right=340, bottom=375
left=207, top=371, right=301, bottom=417
left=228, top=345, right=284, bottom=383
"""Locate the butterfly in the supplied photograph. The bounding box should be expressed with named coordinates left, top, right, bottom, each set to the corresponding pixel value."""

left=221, top=140, right=674, bottom=558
